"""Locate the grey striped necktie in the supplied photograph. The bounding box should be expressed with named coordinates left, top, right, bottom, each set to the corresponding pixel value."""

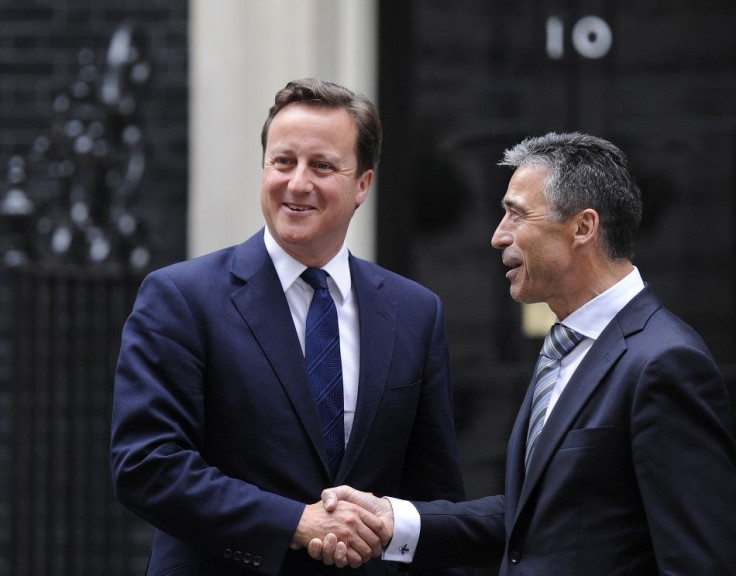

left=525, top=322, right=584, bottom=469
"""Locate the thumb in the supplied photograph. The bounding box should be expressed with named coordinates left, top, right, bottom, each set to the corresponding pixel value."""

left=321, top=489, right=338, bottom=511
left=321, top=485, right=354, bottom=511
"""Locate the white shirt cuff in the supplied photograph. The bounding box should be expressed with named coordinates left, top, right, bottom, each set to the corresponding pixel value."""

left=381, top=497, right=420, bottom=563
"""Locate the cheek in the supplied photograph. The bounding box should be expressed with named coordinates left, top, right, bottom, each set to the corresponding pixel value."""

left=260, top=179, right=283, bottom=218
left=523, top=242, right=560, bottom=278
left=259, top=183, right=273, bottom=212
left=262, top=166, right=289, bottom=188
left=323, top=187, right=353, bottom=214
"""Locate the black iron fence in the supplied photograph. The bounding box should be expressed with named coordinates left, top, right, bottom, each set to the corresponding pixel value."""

left=0, top=21, right=156, bottom=575
left=9, top=264, right=151, bottom=575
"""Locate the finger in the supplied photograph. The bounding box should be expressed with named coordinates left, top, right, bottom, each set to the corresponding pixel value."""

left=354, top=515, right=382, bottom=556
left=344, top=489, right=379, bottom=512
left=340, top=542, right=362, bottom=569
left=345, top=533, right=373, bottom=562
left=335, top=540, right=347, bottom=559
left=363, top=499, right=394, bottom=546
left=321, top=533, right=337, bottom=565
left=307, top=538, right=323, bottom=560
left=358, top=508, right=391, bottom=548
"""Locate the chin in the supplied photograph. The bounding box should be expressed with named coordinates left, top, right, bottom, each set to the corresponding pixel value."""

left=509, top=289, right=534, bottom=305
left=508, top=285, right=523, bottom=302
left=275, top=223, right=312, bottom=243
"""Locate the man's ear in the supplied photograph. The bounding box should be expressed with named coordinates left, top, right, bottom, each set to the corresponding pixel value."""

left=354, top=169, right=374, bottom=209
left=573, top=208, right=599, bottom=247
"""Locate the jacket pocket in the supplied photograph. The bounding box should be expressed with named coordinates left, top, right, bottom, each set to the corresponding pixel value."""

left=559, top=426, right=615, bottom=449
left=381, top=379, right=421, bottom=406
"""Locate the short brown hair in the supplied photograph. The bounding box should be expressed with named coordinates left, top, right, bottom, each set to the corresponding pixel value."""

left=261, top=78, right=382, bottom=176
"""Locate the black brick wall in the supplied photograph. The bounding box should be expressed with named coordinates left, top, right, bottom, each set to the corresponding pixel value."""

left=0, top=2, right=188, bottom=573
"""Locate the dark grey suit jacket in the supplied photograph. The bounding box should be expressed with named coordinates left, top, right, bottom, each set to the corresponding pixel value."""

left=413, top=287, right=736, bottom=575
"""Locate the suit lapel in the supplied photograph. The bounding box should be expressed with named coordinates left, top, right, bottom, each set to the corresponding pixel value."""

left=335, top=257, right=397, bottom=482
left=514, top=288, right=662, bottom=520
left=505, top=378, right=535, bottom=524
left=515, top=327, right=626, bottom=514
left=228, top=232, right=329, bottom=472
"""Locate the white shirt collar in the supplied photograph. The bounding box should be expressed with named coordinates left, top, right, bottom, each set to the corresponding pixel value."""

left=263, top=227, right=352, bottom=303
left=563, top=266, right=645, bottom=340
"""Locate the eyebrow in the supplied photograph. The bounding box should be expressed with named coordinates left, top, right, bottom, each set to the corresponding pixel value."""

left=501, top=197, right=525, bottom=212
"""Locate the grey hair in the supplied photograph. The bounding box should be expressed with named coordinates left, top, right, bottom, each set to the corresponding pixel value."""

left=499, top=132, right=642, bottom=261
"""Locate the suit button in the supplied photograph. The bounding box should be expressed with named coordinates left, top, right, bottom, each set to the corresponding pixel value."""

left=253, top=555, right=262, bottom=567
left=233, top=550, right=243, bottom=562
left=509, top=548, right=522, bottom=563
left=243, top=553, right=252, bottom=564
left=222, top=548, right=233, bottom=559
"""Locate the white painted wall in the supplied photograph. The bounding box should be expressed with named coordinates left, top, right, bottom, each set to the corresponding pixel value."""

left=189, top=0, right=378, bottom=260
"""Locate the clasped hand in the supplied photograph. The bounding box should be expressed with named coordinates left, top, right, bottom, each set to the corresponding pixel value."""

left=292, top=486, right=395, bottom=569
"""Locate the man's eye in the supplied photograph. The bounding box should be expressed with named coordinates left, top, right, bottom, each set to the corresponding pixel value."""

left=314, top=162, right=333, bottom=171
left=268, top=156, right=293, bottom=167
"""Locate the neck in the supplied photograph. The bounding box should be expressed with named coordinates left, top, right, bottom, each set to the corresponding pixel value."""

left=552, top=259, right=633, bottom=320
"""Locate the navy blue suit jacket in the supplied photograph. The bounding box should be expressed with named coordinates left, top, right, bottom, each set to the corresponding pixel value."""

left=412, top=287, right=736, bottom=575
left=110, top=230, right=467, bottom=576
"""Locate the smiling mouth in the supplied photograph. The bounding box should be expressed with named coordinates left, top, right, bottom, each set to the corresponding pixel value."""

left=502, top=257, right=522, bottom=278
left=505, top=265, right=521, bottom=279
left=285, top=203, right=313, bottom=212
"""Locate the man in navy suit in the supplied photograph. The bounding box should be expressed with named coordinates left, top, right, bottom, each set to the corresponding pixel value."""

left=110, top=78, right=468, bottom=575
left=313, top=132, right=736, bottom=574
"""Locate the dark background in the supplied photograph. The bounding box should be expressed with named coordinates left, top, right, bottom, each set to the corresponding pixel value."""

left=377, top=0, right=736, bottom=503
left=0, top=1, right=187, bottom=574
left=0, top=1, right=734, bottom=574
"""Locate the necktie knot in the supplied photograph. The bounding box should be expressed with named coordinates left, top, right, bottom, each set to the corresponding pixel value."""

left=301, top=267, right=329, bottom=291
left=541, top=323, right=584, bottom=361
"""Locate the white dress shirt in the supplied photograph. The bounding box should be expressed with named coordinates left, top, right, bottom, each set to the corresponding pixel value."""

left=545, top=266, right=645, bottom=422
left=263, top=228, right=360, bottom=445
left=384, top=267, right=646, bottom=562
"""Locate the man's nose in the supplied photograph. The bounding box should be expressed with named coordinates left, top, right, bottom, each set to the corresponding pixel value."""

left=491, top=219, right=510, bottom=249
left=288, top=163, right=312, bottom=193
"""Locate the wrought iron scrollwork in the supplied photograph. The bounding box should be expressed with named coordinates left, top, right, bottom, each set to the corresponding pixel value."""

left=0, top=20, right=152, bottom=271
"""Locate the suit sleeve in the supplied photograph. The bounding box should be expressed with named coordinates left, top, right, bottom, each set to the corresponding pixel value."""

left=110, top=270, right=304, bottom=575
left=412, top=496, right=506, bottom=569
left=631, top=340, right=736, bottom=573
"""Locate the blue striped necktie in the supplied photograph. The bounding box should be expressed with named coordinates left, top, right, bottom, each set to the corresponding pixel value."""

left=525, top=322, right=584, bottom=470
left=301, top=268, right=344, bottom=479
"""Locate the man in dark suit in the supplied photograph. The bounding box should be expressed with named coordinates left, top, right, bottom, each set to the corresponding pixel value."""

left=110, top=78, right=467, bottom=575
left=312, top=132, right=736, bottom=574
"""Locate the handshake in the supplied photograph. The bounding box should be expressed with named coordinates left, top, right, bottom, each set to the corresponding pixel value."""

left=292, top=486, right=396, bottom=569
